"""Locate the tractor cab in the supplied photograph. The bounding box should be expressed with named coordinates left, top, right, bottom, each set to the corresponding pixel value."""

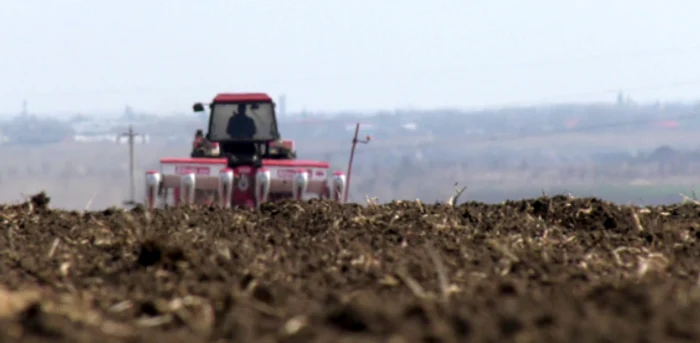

left=192, top=93, right=296, bottom=166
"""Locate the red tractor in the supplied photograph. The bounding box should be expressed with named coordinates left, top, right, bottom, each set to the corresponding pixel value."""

left=144, top=92, right=368, bottom=209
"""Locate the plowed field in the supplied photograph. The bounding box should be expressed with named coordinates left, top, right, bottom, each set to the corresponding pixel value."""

left=1, top=193, right=700, bottom=342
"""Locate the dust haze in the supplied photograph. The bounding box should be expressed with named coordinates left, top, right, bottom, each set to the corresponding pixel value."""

left=1, top=100, right=698, bottom=210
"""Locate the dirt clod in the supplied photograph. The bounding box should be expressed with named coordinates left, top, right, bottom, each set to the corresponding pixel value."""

left=0, top=195, right=699, bottom=342
left=29, top=192, right=50, bottom=210
left=136, top=240, right=186, bottom=268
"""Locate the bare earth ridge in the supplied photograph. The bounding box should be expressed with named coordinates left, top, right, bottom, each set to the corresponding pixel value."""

left=1, top=193, right=700, bottom=342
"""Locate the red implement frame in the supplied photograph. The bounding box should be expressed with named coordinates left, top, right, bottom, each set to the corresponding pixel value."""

left=344, top=123, right=371, bottom=203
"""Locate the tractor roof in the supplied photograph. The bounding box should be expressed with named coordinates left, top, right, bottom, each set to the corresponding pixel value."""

left=213, top=93, right=272, bottom=103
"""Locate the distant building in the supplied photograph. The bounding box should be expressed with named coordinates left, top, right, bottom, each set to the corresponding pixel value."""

left=71, top=118, right=150, bottom=143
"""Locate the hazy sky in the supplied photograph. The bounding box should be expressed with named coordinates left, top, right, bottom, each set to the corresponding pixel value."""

left=2, top=0, right=700, bottom=116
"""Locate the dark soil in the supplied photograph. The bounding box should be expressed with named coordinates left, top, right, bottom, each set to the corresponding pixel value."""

left=1, top=194, right=700, bottom=342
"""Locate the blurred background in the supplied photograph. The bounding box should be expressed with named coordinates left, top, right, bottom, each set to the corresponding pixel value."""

left=2, top=1, right=700, bottom=209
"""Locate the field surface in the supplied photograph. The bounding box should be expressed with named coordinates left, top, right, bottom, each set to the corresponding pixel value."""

left=1, top=193, right=700, bottom=342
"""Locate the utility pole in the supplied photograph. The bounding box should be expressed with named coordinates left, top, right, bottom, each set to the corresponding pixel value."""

left=117, top=125, right=147, bottom=206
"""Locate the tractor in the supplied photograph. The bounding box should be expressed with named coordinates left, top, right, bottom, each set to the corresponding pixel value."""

left=143, top=92, right=368, bottom=209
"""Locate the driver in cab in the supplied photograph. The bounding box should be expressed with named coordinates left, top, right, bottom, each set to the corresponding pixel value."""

left=226, top=103, right=257, bottom=139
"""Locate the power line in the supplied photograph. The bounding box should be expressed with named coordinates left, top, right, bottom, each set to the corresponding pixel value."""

left=344, top=110, right=700, bottom=155
left=494, top=78, right=700, bottom=108
left=8, top=75, right=700, bottom=118
left=476, top=112, right=700, bottom=145
left=7, top=43, right=700, bottom=99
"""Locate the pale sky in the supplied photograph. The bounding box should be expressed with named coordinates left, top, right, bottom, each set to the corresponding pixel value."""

left=2, top=0, right=700, bottom=117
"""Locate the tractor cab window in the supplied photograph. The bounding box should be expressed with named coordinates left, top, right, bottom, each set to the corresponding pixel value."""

left=208, top=102, right=277, bottom=142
